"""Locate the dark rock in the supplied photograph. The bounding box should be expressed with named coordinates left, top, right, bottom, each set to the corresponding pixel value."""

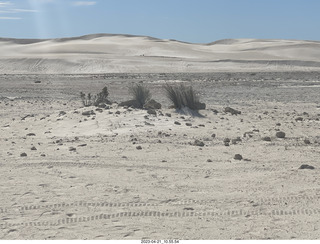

left=193, top=140, right=205, bottom=147
left=95, top=108, right=103, bottom=113
left=115, top=111, right=121, bottom=115
left=211, top=133, right=216, bottom=138
left=147, top=109, right=157, bottom=115
left=119, top=100, right=140, bottom=108
left=194, top=102, right=206, bottom=110
left=82, top=110, right=95, bottom=116
left=59, top=111, right=66, bottom=116
left=136, top=146, right=142, bottom=150
left=223, top=138, right=231, bottom=143
left=276, top=131, right=286, bottom=138
left=97, top=103, right=107, bottom=108
left=186, top=123, right=192, bottom=126
left=165, top=113, right=172, bottom=117
left=262, top=136, right=272, bottom=141
left=207, top=159, right=213, bottom=162
left=144, top=99, right=161, bottom=110
left=174, top=121, right=181, bottom=125
left=224, top=107, right=241, bottom=115
left=304, top=139, right=311, bottom=144
left=69, top=147, right=77, bottom=152
left=295, top=117, right=303, bottom=122
left=232, top=137, right=242, bottom=144
left=34, top=80, right=41, bottom=84
left=299, top=164, right=315, bottom=170
left=20, top=153, right=27, bottom=157
left=234, top=154, right=243, bottom=160
left=26, top=133, right=36, bottom=137
left=31, top=146, right=37, bottom=151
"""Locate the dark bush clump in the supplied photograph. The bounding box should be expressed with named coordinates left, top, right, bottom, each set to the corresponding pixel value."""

left=80, top=86, right=110, bottom=107
left=129, top=84, right=151, bottom=108
left=163, top=83, right=204, bottom=111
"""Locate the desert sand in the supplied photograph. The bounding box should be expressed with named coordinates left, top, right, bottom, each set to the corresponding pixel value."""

left=1, top=35, right=320, bottom=240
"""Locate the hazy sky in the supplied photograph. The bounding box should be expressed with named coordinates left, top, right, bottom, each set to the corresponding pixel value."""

left=0, top=0, right=319, bottom=43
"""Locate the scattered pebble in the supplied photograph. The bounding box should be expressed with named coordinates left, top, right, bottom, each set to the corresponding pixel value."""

left=234, top=154, right=243, bottom=160
left=193, top=140, right=204, bottom=147
left=262, top=136, right=272, bottom=142
left=299, top=164, right=315, bottom=170
left=276, top=131, right=286, bottom=138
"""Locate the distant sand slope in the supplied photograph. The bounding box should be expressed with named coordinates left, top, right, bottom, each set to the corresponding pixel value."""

left=0, top=34, right=320, bottom=73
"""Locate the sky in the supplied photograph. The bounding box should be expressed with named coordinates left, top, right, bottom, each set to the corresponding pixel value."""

left=0, top=0, right=319, bottom=43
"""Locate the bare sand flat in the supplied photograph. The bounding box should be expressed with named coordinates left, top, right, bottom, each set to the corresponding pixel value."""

left=1, top=35, right=320, bottom=240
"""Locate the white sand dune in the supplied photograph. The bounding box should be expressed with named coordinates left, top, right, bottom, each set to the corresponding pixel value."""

left=0, top=33, right=320, bottom=73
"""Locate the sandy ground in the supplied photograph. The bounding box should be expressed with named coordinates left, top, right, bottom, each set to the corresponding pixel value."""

left=0, top=72, right=320, bottom=240
left=1, top=34, right=320, bottom=73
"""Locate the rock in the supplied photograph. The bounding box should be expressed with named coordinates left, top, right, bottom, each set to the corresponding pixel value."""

left=234, top=154, right=243, bottom=160
left=97, top=103, right=107, bottom=108
left=165, top=113, right=172, bottom=117
left=194, top=102, right=206, bottom=110
left=276, top=131, right=286, bottom=138
left=136, top=146, right=142, bottom=150
left=231, top=137, right=242, bottom=144
left=41, top=154, right=46, bottom=157
left=207, top=159, right=213, bottom=162
left=223, top=138, right=231, bottom=143
left=262, top=136, right=271, bottom=141
left=26, top=133, right=36, bottom=136
left=20, top=153, right=27, bottom=157
left=119, top=100, right=140, bottom=108
left=211, top=133, right=216, bottom=138
left=186, top=123, right=192, bottom=126
left=78, top=144, right=87, bottom=147
left=34, top=80, right=41, bottom=84
left=115, top=111, right=121, bottom=115
left=59, top=111, right=66, bottom=116
left=31, top=146, right=37, bottom=151
left=69, top=147, right=77, bottom=152
left=304, top=139, right=311, bottom=144
left=82, top=110, right=95, bottom=116
left=144, top=99, right=162, bottom=110
left=295, top=117, right=303, bottom=122
left=193, top=140, right=205, bottom=147
left=211, top=109, right=219, bottom=114
left=147, top=109, right=157, bottom=115
left=299, top=164, right=315, bottom=170
left=174, top=121, right=181, bottom=125
left=95, top=108, right=103, bottom=113
left=225, top=107, right=241, bottom=115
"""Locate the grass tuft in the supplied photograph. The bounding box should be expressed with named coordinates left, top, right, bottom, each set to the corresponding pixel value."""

left=129, top=84, right=151, bottom=108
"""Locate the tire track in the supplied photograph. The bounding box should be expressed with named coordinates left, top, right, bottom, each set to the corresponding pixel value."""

left=1, top=194, right=320, bottom=215
left=1, top=208, right=320, bottom=228
left=4, top=161, right=280, bottom=173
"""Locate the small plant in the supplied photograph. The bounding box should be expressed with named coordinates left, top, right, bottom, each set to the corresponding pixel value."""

left=80, top=92, right=93, bottom=107
left=80, top=86, right=110, bottom=107
left=163, top=83, right=201, bottom=111
left=93, top=86, right=109, bottom=106
left=129, top=84, right=151, bottom=108
left=163, top=83, right=183, bottom=109
left=180, top=85, right=199, bottom=110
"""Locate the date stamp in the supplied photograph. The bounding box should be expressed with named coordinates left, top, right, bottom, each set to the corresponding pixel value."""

left=141, top=240, right=179, bottom=244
